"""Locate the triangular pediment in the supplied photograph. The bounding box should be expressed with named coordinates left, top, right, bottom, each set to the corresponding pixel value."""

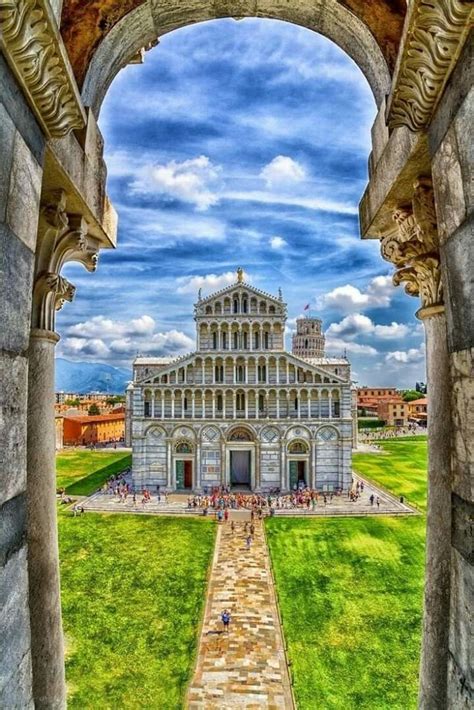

left=196, top=281, right=284, bottom=308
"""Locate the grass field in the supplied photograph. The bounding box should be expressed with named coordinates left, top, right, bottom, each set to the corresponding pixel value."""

left=266, top=438, right=428, bottom=709
left=56, top=450, right=131, bottom=495
left=59, top=513, right=215, bottom=709
left=353, top=439, right=428, bottom=510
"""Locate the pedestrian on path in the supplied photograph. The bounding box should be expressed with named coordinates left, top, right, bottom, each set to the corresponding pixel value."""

left=231, top=520, right=235, bottom=534
left=370, top=494, right=375, bottom=506
left=224, top=508, right=229, bottom=523
left=221, top=609, right=231, bottom=633
left=250, top=523, right=255, bottom=536
left=376, top=496, right=380, bottom=509
left=246, top=535, right=252, bottom=550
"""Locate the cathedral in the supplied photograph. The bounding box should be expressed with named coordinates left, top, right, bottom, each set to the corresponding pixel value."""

left=127, top=270, right=356, bottom=493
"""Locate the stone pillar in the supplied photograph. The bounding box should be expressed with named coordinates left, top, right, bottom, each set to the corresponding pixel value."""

left=380, top=178, right=453, bottom=708
left=27, top=329, right=66, bottom=710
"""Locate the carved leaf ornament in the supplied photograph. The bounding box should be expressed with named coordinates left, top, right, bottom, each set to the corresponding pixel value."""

left=0, top=0, right=85, bottom=137
left=388, top=0, right=473, bottom=131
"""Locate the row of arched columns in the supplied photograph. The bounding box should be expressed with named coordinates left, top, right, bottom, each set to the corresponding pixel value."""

left=199, top=293, right=282, bottom=316
left=142, top=387, right=341, bottom=420
left=197, top=321, right=284, bottom=351
left=155, top=356, right=336, bottom=385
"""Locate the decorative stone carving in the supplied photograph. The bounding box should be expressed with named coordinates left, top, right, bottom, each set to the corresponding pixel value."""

left=32, top=191, right=100, bottom=331
left=381, top=178, right=443, bottom=311
left=0, top=0, right=86, bottom=137
left=387, top=0, right=473, bottom=131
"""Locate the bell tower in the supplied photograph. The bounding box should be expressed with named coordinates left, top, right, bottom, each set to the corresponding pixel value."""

left=292, top=316, right=325, bottom=358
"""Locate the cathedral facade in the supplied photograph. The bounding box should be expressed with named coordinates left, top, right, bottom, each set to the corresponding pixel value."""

left=127, top=271, right=355, bottom=492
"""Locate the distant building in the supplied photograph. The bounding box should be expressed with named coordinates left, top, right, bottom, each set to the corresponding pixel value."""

left=409, top=397, right=428, bottom=426
left=357, top=387, right=399, bottom=414
left=63, top=413, right=125, bottom=446
left=377, top=398, right=409, bottom=426
left=128, top=271, right=354, bottom=493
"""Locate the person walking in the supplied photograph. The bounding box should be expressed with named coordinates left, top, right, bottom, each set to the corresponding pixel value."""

left=370, top=494, right=375, bottom=506
left=376, top=496, right=380, bottom=509
left=221, top=609, right=231, bottom=633
left=246, top=534, right=252, bottom=550
left=231, top=520, right=235, bottom=535
left=224, top=508, right=229, bottom=523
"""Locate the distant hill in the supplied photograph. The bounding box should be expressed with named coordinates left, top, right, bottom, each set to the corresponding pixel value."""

left=55, top=358, right=131, bottom=394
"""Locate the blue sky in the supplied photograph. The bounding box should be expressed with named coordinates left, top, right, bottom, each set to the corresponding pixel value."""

left=57, top=18, right=426, bottom=387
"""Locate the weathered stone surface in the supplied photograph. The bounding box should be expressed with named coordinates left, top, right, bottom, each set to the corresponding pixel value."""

left=0, top=545, right=33, bottom=709
left=7, top=131, right=43, bottom=252
left=450, top=349, right=474, bottom=502
left=0, top=493, right=27, bottom=568
left=0, top=54, right=45, bottom=165
left=441, top=215, right=474, bottom=353
left=429, top=33, right=473, bottom=157
left=0, top=225, right=36, bottom=354
left=0, top=104, right=15, bottom=223
left=448, top=548, right=473, bottom=706
left=0, top=353, right=28, bottom=507
left=453, top=85, right=474, bottom=217
left=432, top=127, right=467, bottom=244
left=452, top=495, right=474, bottom=564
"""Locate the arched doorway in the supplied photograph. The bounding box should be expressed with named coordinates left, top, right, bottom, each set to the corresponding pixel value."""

left=227, top=426, right=255, bottom=489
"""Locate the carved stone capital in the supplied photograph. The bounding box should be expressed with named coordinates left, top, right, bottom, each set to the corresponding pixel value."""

left=32, top=192, right=100, bottom=330
left=0, top=0, right=86, bottom=137
left=32, top=272, right=76, bottom=331
left=380, top=178, right=443, bottom=312
left=387, top=0, right=473, bottom=131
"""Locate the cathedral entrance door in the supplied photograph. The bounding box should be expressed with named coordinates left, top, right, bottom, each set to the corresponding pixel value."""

left=289, top=460, right=306, bottom=489
left=230, top=450, right=251, bottom=487
left=184, top=460, right=193, bottom=488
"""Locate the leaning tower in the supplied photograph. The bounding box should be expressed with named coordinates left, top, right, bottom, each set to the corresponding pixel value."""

left=292, top=316, right=325, bottom=358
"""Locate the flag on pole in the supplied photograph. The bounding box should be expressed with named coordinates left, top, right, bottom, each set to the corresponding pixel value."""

left=304, top=303, right=310, bottom=311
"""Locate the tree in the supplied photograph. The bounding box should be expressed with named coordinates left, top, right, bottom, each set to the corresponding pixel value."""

left=401, top=390, right=422, bottom=402
left=65, top=398, right=80, bottom=406
left=88, top=403, right=101, bottom=415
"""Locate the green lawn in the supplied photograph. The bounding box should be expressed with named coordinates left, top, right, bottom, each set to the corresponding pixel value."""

left=353, top=439, right=428, bottom=510
left=59, top=513, right=215, bottom=709
left=266, top=438, right=428, bottom=709
left=56, top=450, right=131, bottom=495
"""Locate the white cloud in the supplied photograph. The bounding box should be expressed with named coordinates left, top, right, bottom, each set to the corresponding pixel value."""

left=317, top=275, right=395, bottom=313
left=68, top=315, right=156, bottom=339
left=270, top=236, right=287, bottom=250
left=325, top=337, right=378, bottom=357
left=58, top=315, right=194, bottom=366
left=176, top=271, right=249, bottom=295
left=131, top=155, right=221, bottom=211
left=222, top=189, right=358, bottom=215
left=326, top=314, right=410, bottom=340
left=260, top=155, right=306, bottom=187
left=385, top=346, right=425, bottom=364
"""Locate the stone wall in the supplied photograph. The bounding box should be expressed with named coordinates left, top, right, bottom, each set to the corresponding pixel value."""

left=0, top=53, right=45, bottom=708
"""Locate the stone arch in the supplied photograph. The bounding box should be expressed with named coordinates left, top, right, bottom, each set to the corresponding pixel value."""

left=286, top=424, right=311, bottom=440
left=316, top=425, right=340, bottom=441
left=175, top=440, right=194, bottom=454
left=288, top=439, right=309, bottom=454
left=81, top=2, right=392, bottom=116
left=227, top=424, right=256, bottom=442
left=144, top=423, right=166, bottom=439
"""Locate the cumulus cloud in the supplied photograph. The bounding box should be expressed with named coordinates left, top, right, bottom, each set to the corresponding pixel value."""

left=176, top=271, right=250, bottom=295
left=325, top=337, right=378, bottom=357
left=270, top=236, right=287, bottom=249
left=260, top=155, right=306, bottom=187
left=131, top=155, right=221, bottom=210
left=385, top=346, right=425, bottom=364
left=326, top=314, right=410, bottom=340
left=317, top=275, right=395, bottom=313
left=58, top=315, right=194, bottom=366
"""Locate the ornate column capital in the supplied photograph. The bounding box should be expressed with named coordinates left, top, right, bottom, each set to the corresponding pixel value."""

left=0, top=0, right=86, bottom=137
left=380, top=177, right=443, bottom=316
left=32, top=192, right=101, bottom=331
left=387, top=0, right=473, bottom=132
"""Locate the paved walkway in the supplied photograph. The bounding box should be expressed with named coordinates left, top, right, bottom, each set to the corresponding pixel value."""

left=186, top=521, right=294, bottom=709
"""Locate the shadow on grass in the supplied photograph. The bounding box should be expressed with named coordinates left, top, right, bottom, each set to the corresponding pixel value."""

left=65, top=455, right=131, bottom=496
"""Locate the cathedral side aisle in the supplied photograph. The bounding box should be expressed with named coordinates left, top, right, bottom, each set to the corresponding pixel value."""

left=126, top=270, right=356, bottom=493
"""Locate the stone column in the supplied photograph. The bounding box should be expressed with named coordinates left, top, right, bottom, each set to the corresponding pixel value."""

left=26, top=194, right=99, bottom=709
left=171, top=391, right=175, bottom=419
left=380, top=178, right=452, bottom=708
left=27, top=329, right=66, bottom=709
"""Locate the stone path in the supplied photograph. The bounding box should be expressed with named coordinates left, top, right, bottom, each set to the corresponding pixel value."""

left=186, top=520, right=294, bottom=709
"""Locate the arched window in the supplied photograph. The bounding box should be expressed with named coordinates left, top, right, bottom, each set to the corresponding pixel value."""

left=229, top=426, right=251, bottom=441
left=264, top=331, right=269, bottom=349
left=258, top=393, right=265, bottom=412
left=254, top=332, right=259, bottom=349
left=176, top=441, right=193, bottom=454
left=217, top=394, right=223, bottom=411
left=258, top=365, right=266, bottom=383
left=183, top=397, right=188, bottom=411
left=233, top=298, right=239, bottom=314
left=305, top=338, right=308, bottom=348
left=243, top=331, right=248, bottom=349
left=212, top=332, right=217, bottom=349
left=236, top=392, right=245, bottom=411
left=294, top=396, right=299, bottom=411
left=237, top=365, right=245, bottom=383
left=288, top=441, right=308, bottom=454
left=222, top=331, right=227, bottom=349
left=233, top=332, right=238, bottom=349
left=269, top=305, right=275, bottom=314
left=205, top=305, right=212, bottom=314
left=242, top=297, right=248, bottom=313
